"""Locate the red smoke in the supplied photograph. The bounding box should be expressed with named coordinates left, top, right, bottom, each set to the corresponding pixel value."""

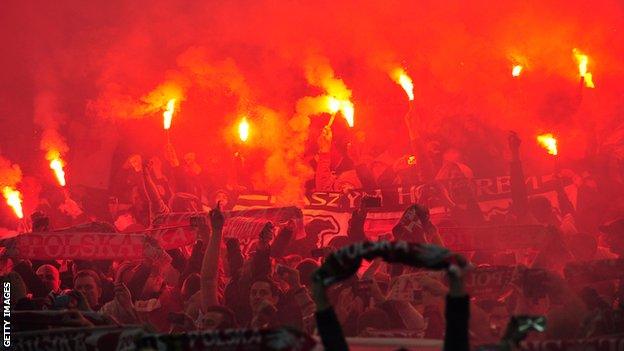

left=1, top=0, right=624, bottom=202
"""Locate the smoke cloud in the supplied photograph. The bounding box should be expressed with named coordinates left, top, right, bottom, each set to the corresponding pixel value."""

left=1, top=0, right=624, bottom=203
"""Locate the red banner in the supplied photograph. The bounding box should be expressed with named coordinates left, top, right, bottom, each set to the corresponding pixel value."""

left=1, top=232, right=153, bottom=260
left=439, top=225, right=549, bottom=252
left=465, top=266, right=517, bottom=296
left=11, top=326, right=145, bottom=351
left=147, top=207, right=304, bottom=250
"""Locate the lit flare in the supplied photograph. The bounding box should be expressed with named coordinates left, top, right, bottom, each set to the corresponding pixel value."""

left=573, top=49, right=595, bottom=88
left=163, top=99, right=176, bottom=130
left=390, top=68, right=414, bottom=100
left=536, top=133, right=558, bottom=156
left=46, top=150, right=66, bottom=186
left=238, top=117, right=250, bottom=142
left=2, top=186, right=23, bottom=219
left=512, top=65, right=523, bottom=77
left=325, top=96, right=354, bottom=128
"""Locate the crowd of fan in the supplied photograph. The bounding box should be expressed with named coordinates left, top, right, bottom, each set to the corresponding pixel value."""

left=1, top=129, right=624, bottom=350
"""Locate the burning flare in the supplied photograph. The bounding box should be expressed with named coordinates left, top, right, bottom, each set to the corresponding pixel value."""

left=3, top=186, right=23, bottom=219
left=163, top=99, right=176, bottom=130
left=512, top=65, right=523, bottom=77
left=238, top=116, right=250, bottom=142
left=340, top=100, right=355, bottom=127
left=573, top=49, right=595, bottom=88
left=46, top=150, right=66, bottom=186
left=536, top=133, right=558, bottom=156
left=390, top=68, right=415, bottom=101
left=324, top=96, right=354, bottom=127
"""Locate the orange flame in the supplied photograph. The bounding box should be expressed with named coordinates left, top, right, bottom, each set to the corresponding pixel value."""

left=46, top=150, right=66, bottom=186
left=163, top=99, right=176, bottom=130
left=390, top=68, right=415, bottom=101
left=324, top=96, right=354, bottom=127
left=3, top=186, right=23, bottom=219
left=537, top=133, right=558, bottom=156
left=340, top=100, right=354, bottom=127
left=238, top=116, right=250, bottom=142
left=573, top=49, right=595, bottom=88
left=512, top=65, right=523, bottom=77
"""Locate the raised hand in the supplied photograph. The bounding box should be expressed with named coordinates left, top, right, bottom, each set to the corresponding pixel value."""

left=209, top=203, right=225, bottom=233
left=508, top=131, right=521, bottom=159
left=114, top=283, right=133, bottom=311
left=259, top=222, right=275, bottom=247
left=317, top=126, right=333, bottom=153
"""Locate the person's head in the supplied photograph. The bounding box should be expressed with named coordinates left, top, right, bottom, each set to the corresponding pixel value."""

left=296, top=259, right=319, bottom=289
left=600, top=218, right=624, bottom=256
left=198, top=305, right=237, bottom=330
left=30, top=211, right=50, bottom=232
left=126, top=154, right=142, bottom=172
left=249, top=278, right=280, bottom=314
left=36, top=264, right=60, bottom=294
left=114, top=262, right=136, bottom=285
left=181, top=273, right=200, bottom=301
left=213, top=190, right=229, bottom=209
left=2, top=272, right=27, bottom=305
left=73, top=270, right=102, bottom=309
left=142, top=268, right=165, bottom=297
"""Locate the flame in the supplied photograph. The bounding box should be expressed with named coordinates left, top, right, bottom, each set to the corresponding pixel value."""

left=512, top=65, right=523, bottom=77
left=163, top=99, right=176, bottom=130
left=390, top=68, right=414, bottom=100
left=340, top=100, right=355, bottom=127
left=238, top=116, right=250, bottom=142
left=326, top=96, right=341, bottom=114
left=573, top=49, right=595, bottom=88
left=3, top=186, right=23, bottom=219
left=536, top=133, right=558, bottom=156
left=45, top=150, right=66, bottom=186
left=324, top=96, right=354, bottom=127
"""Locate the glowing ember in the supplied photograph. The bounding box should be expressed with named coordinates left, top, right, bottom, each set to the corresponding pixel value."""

left=163, top=99, right=176, bottom=130
left=3, top=186, right=23, bottom=219
left=238, top=116, right=250, bottom=142
left=536, top=133, right=558, bottom=156
left=512, top=65, right=523, bottom=77
left=573, top=49, right=595, bottom=88
left=45, top=150, right=66, bottom=186
left=390, top=68, right=415, bottom=100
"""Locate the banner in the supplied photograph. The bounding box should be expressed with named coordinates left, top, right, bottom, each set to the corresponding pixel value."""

left=465, top=265, right=517, bottom=296
left=521, top=334, right=624, bottom=351
left=0, top=232, right=153, bottom=260
left=147, top=207, right=304, bottom=250
left=233, top=175, right=572, bottom=252
left=137, top=327, right=316, bottom=351
left=11, top=326, right=145, bottom=351
left=438, top=225, right=549, bottom=252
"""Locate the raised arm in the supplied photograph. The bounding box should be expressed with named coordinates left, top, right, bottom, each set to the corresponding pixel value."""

left=200, top=207, right=224, bottom=311
left=315, top=127, right=334, bottom=191
left=509, top=131, right=529, bottom=217
left=141, top=162, right=170, bottom=224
